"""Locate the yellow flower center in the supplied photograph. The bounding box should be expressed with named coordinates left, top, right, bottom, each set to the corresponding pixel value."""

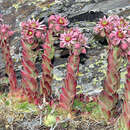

left=117, top=31, right=124, bottom=39
left=120, top=20, right=124, bottom=25
left=102, top=20, right=108, bottom=26
left=59, top=18, right=64, bottom=24
left=65, top=36, right=71, bottom=42
left=28, top=30, right=33, bottom=36
left=31, top=23, right=36, bottom=27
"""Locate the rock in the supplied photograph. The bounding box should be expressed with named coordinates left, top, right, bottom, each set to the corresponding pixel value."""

left=0, top=0, right=129, bottom=96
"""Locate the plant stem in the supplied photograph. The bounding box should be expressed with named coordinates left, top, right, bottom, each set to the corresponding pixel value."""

left=40, top=30, right=55, bottom=99
left=99, top=45, right=122, bottom=121
left=0, top=40, right=18, bottom=92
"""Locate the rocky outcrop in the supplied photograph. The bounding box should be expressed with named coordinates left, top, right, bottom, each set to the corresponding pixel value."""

left=0, top=0, right=129, bottom=95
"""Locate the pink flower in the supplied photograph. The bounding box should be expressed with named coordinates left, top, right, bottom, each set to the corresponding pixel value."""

left=119, top=17, right=128, bottom=27
left=48, top=15, right=69, bottom=32
left=60, top=28, right=88, bottom=55
left=26, top=29, right=34, bottom=39
left=48, top=15, right=56, bottom=24
left=49, top=15, right=69, bottom=26
left=94, top=15, right=127, bottom=36
left=121, top=43, right=128, bottom=50
left=60, top=42, right=65, bottom=48
left=108, top=15, right=119, bottom=23
left=21, top=19, right=46, bottom=43
left=109, top=29, right=127, bottom=46
left=56, top=15, right=69, bottom=26
left=28, top=19, right=44, bottom=29
left=21, top=19, right=46, bottom=37
left=94, top=16, right=112, bottom=34
left=49, top=23, right=54, bottom=29
left=1, top=27, right=6, bottom=33
left=0, top=24, right=14, bottom=41
left=60, top=30, right=76, bottom=48
left=55, top=24, right=61, bottom=31
left=20, top=21, right=27, bottom=29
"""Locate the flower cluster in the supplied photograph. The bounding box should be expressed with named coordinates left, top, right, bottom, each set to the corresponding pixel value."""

left=94, top=15, right=129, bottom=56
left=60, top=28, right=87, bottom=55
left=94, top=15, right=128, bottom=35
left=0, top=24, right=14, bottom=42
left=48, top=15, right=69, bottom=32
left=21, top=19, right=46, bottom=45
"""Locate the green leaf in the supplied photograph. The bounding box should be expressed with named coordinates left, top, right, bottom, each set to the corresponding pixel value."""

left=73, top=99, right=84, bottom=109
left=5, top=100, right=10, bottom=106
left=15, top=101, right=37, bottom=112
left=86, top=102, right=97, bottom=112
left=50, top=46, right=55, bottom=59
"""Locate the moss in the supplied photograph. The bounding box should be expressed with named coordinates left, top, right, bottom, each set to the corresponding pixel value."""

left=73, top=99, right=84, bottom=110
left=15, top=101, right=37, bottom=113
left=44, top=114, right=56, bottom=127
left=86, top=102, right=97, bottom=112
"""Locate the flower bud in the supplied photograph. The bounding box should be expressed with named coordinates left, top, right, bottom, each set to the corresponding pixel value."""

left=60, top=42, right=65, bottom=48
left=120, top=43, right=128, bottom=50
left=8, top=31, right=14, bottom=36
left=81, top=48, right=86, bottom=54
left=35, top=31, right=41, bottom=38
left=75, top=43, right=81, bottom=49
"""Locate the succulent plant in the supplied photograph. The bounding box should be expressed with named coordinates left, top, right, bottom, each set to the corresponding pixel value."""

left=59, top=28, right=87, bottom=111
left=0, top=20, right=18, bottom=93
left=20, top=19, right=46, bottom=104
left=94, top=15, right=129, bottom=121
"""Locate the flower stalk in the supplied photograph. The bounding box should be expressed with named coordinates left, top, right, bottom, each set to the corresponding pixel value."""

left=40, top=15, right=69, bottom=99
left=0, top=23, right=18, bottom=93
left=20, top=19, right=46, bottom=104
left=40, top=30, right=54, bottom=98
left=59, top=28, right=87, bottom=111
left=94, top=15, right=128, bottom=121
